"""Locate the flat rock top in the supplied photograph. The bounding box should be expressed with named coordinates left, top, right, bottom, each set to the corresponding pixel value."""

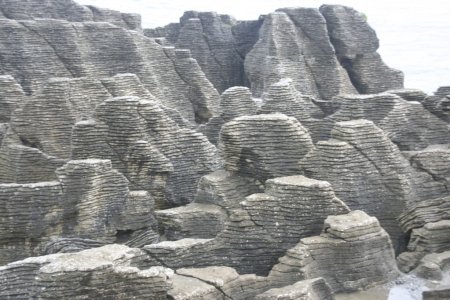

left=325, top=210, right=379, bottom=232
left=0, top=181, right=61, bottom=189
left=232, top=113, right=293, bottom=122
left=176, top=266, right=239, bottom=286
left=267, top=175, right=331, bottom=188
left=144, top=238, right=213, bottom=250
left=39, top=244, right=137, bottom=273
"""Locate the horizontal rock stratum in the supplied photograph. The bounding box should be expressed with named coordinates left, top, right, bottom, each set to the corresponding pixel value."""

left=0, top=0, right=450, bottom=299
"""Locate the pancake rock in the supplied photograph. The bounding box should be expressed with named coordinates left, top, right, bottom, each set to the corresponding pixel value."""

left=0, top=75, right=25, bottom=123
left=0, top=159, right=158, bottom=265
left=245, top=8, right=356, bottom=99
left=397, top=220, right=450, bottom=272
left=0, top=244, right=171, bottom=299
left=324, top=93, right=450, bottom=150
left=268, top=210, right=399, bottom=292
left=423, top=288, right=450, bottom=300
left=201, top=86, right=257, bottom=144
left=413, top=251, right=450, bottom=281
left=0, top=0, right=141, bottom=30
left=320, top=5, right=403, bottom=93
left=93, top=96, right=220, bottom=206
left=220, top=114, right=314, bottom=182
left=0, top=17, right=218, bottom=122
left=146, top=175, right=349, bottom=276
left=258, top=79, right=327, bottom=141
left=255, top=278, right=334, bottom=300
left=176, top=12, right=245, bottom=93
left=300, top=119, right=412, bottom=249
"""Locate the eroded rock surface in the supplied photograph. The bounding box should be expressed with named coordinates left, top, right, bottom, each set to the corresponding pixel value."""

left=0, top=1, right=449, bottom=299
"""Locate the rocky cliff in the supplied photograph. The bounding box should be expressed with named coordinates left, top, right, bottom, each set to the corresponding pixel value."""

left=0, top=0, right=450, bottom=299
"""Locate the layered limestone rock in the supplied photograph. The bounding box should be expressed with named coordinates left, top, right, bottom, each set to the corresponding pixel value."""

left=324, top=93, right=450, bottom=150
left=258, top=79, right=327, bottom=141
left=300, top=120, right=412, bottom=249
left=0, top=75, right=25, bottom=123
left=399, top=195, right=450, bottom=233
left=0, top=181, right=63, bottom=265
left=245, top=8, right=356, bottom=99
left=320, top=5, right=403, bottom=93
left=10, top=77, right=111, bottom=159
left=268, top=211, right=399, bottom=292
left=220, top=114, right=314, bottom=182
left=423, top=86, right=450, bottom=122
left=0, top=18, right=217, bottom=122
left=0, top=244, right=171, bottom=299
left=413, top=251, right=450, bottom=280
left=174, top=12, right=245, bottom=93
left=0, top=144, right=66, bottom=183
left=397, top=220, right=450, bottom=272
left=194, top=170, right=262, bottom=209
left=0, top=0, right=142, bottom=31
left=146, top=175, right=349, bottom=276
left=94, top=96, right=220, bottom=206
left=241, top=176, right=350, bottom=249
left=201, top=86, right=257, bottom=144
left=423, top=288, right=450, bottom=300
left=0, top=159, right=158, bottom=265
left=170, top=48, right=221, bottom=123
left=255, top=278, right=334, bottom=300
left=156, top=203, right=227, bottom=240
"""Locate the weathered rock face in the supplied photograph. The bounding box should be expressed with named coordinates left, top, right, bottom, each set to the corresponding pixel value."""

left=300, top=120, right=412, bottom=249
left=1, top=1, right=450, bottom=299
left=255, top=278, right=334, bottom=300
left=145, top=174, right=349, bottom=276
left=0, top=245, right=172, bottom=299
left=245, top=8, right=356, bottom=99
left=200, top=86, right=257, bottom=144
left=0, top=159, right=159, bottom=265
left=220, top=114, right=314, bottom=182
left=317, top=93, right=450, bottom=150
left=269, top=211, right=399, bottom=293
left=147, top=5, right=401, bottom=99
left=0, top=18, right=219, bottom=122
left=397, top=220, right=450, bottom=272
left=320, top=5, right=403, bottom=93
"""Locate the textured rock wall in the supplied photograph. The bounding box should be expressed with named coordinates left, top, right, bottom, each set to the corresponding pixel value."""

left=0, top=1, right=450, bottom=299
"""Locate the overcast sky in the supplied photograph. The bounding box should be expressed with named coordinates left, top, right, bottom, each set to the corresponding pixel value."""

left=77, top=0, right=450, bottom=93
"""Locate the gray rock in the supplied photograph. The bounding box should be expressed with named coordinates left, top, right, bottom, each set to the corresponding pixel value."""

left=0, top=144, right=66, bottom=183
left=175, top=12, right=245, bottom=93
left=245, top=9, right=356, bottom=99
left=300, top=120, right=412, bottom=250
left=413, top=251, right=450, bottom=281
left=201, top=86, right=257, bottom=144
left=194, top=170, right=262, bottom=209
left=398, top=220, right=450, bottom=272
left=423, top=287, right=450, bottom=300
left=255, top=278, right=334, bottom=300
left=0, top=75, right=25, bottom=123
left=324, top=93, right=450, bottom=150
left=258, top=79, right=327, bottom=141
left=220, top=114, right=314, bottom=182
left=0, top=244, right=171, bottom=299
left=94, top=96, right=220, bottom=206
left=320, top=5, right=403, bottom=93
left=269, top=211, right=399, bottom=292
left=156, top=203, right=227, bottom=240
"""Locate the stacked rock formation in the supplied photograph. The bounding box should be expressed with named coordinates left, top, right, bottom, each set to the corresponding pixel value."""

left=1, top=0, right=450, bottom=299
left=319, top=5, right=403, bottom=93
left=200, top=86, right=258, bottom=144
left=0, top=245, right=172, bottom=299
left=268, top=210, right=399, bottom=292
